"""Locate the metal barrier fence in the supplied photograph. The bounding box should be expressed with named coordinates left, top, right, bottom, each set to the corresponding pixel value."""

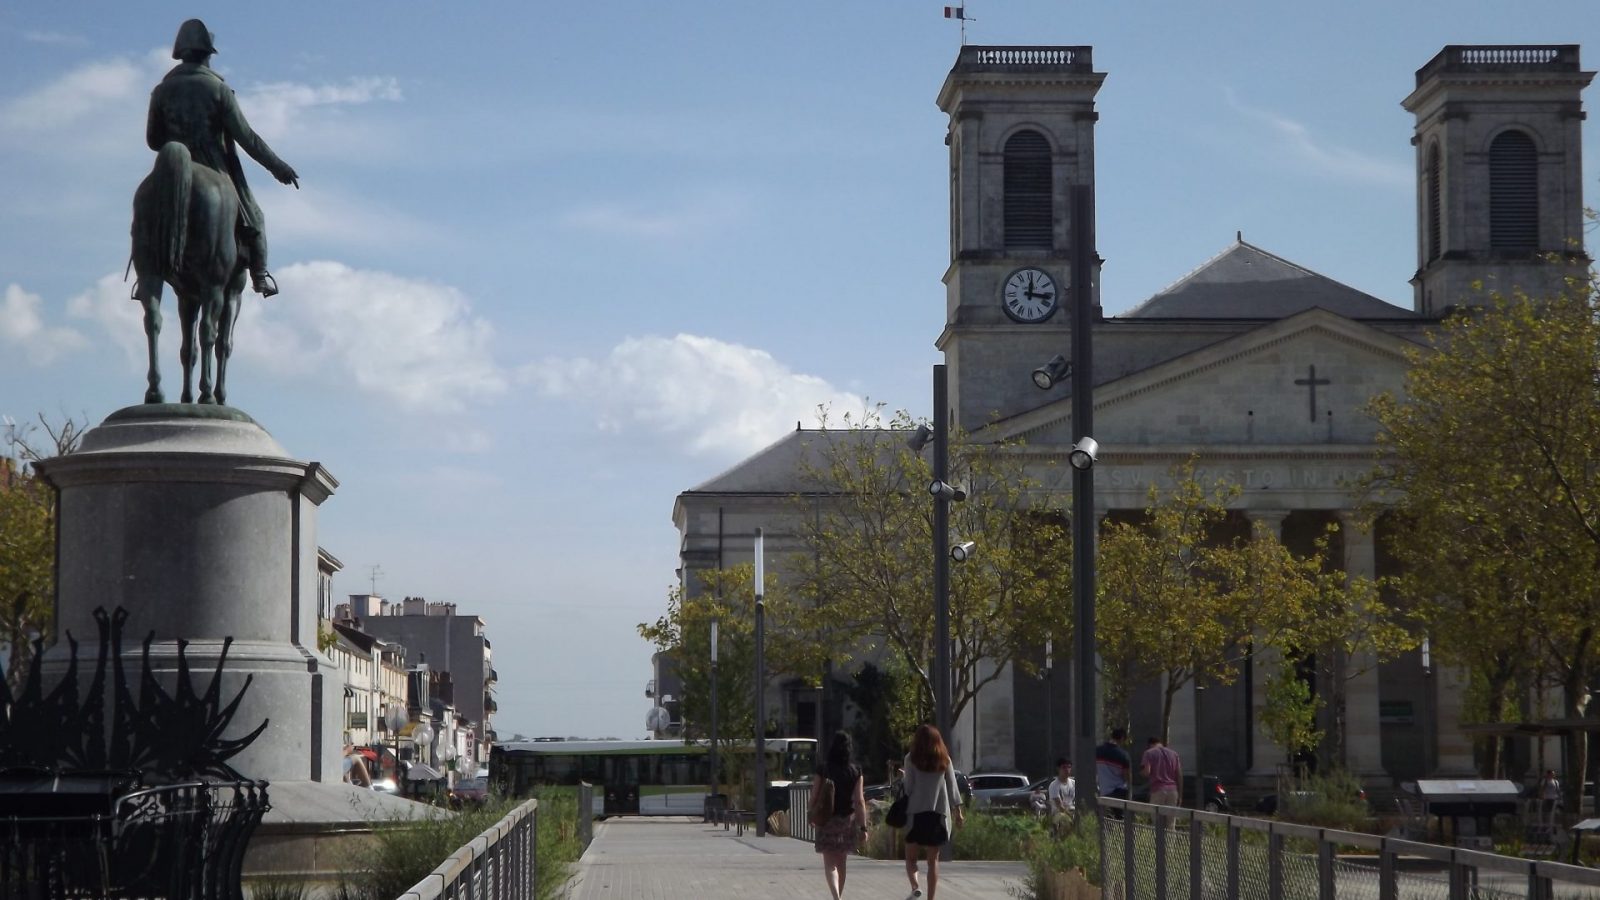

left=397, top=798, right=538, bottom=900
left=577, top=783, right=594, bottom=852
left=0, top=778, right=270, bottom=900
left=788, top=782, right=816, bottom=843
left=1097, top=796, right=1600, bottom=900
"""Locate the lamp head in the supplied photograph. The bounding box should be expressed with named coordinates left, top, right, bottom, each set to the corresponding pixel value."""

left=907, top=425, right=934, bottom=453
left=929, top=480, right=967, bottom=502
left=1068, top=436, right=1099, bottom=471
left=1031, top=354, right=1071, bottom=391
left=950, top=541, right=977, bottom=563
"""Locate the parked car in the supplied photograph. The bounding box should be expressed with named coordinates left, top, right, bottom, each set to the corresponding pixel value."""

left=989, top=777, right=1055, bottom=813
left=968, top=772, right=1033, bottom=808
left=452, top=774, right=490, bottom=806
left=1133, top=775, right=1232, bottom=812
left=864, top=770, right=974, bottom=806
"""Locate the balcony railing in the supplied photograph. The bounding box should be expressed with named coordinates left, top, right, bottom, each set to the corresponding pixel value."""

left=954, top=45, right=1093, bottom=73
left=1416, top=44, right=1581, bottom=86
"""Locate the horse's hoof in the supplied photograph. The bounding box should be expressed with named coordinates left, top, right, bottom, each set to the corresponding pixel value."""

left=145, top=389, right=164, bottom=404
left=199, top=395, right=215, bottom=405
left=181, top=392, right=194, bottom=404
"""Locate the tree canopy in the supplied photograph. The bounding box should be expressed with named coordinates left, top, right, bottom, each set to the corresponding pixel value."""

left=1368, top=273, right=1600, bottom=798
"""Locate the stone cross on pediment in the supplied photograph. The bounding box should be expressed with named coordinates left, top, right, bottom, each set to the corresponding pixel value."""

left=1294, top=365, right=1330, bottom=423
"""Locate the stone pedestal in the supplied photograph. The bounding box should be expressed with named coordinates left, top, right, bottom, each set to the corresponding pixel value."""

left=35, top=405, right=429, bottom=886
left=38, top=405, right=341, bottom=783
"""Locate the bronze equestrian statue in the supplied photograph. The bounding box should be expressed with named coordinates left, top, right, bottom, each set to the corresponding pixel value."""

left=130, top=19, right=299, bottom=405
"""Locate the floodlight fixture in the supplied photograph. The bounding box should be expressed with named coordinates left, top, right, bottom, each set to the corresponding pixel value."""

left=907, top=425, right=934, bottom=453
left=929, top=480, right=967, bottom=502
left=1032, top=354, right=1072, bottom=391
left=1068, top=437, right=1099, bottom=471
left=950, top=541, right=977, bottom=563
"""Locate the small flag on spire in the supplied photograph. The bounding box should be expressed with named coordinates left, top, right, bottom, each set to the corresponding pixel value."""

left=944, top=5, right=966, bottom=19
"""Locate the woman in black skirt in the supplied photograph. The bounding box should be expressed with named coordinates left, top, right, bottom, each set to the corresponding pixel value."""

left=813, top=731, right=868, bottom=900
left=901, top=724, right=963, bottom=899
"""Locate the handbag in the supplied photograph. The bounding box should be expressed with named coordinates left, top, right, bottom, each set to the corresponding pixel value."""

left=809, top=776, right=836, bottom=828
left=886, top=791, right=909, bottom=828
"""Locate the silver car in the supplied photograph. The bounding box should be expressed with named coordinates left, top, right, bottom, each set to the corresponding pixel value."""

left=967, top=772, right=1032, bottom=809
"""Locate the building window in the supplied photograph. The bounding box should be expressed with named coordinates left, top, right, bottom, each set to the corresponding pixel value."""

left=1003, top=130, right=1053, bottom=250
left=1426, top=143, right=1442, bottom=262
left=1489, top=130, right=1537, bottom=251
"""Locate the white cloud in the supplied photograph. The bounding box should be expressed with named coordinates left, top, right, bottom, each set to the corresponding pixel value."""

left=236, top=261, right=506, bottom=412
left=525, top=334, right=865, bottom=459
left=0, top=53, right=159, bottom=135
left=22, top=30, right=89, bottom=47
left=67, top=263, right=507, bottom=414
left=1223, top=89, right=1410, bottom=189
left=560, top=191, right=750, bottom=241
left=0, top=284, right=87, bottom=364
left=238, top=76, right=403, bottom=138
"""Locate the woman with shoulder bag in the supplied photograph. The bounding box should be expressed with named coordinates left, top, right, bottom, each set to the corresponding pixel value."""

left=812, top=731, right=869, bottom=900
left=901, top=724, right=964, bottom=900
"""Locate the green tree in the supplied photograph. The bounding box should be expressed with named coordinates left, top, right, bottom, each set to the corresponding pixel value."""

left=1, top=414, right=84, bottom=691
left=788, top=408, right=1073, bottom=734
left=1258, top=665, right=1322, bottom=771
left=638, top=564, right=816, bottom=791
left=1368, top=276, right=1600, bottom=806
left=1097, top=461, right=1415, bottom=760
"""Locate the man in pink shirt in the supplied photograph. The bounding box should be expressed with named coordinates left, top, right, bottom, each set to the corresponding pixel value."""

left=1141, top=736, right=1182, bottom=808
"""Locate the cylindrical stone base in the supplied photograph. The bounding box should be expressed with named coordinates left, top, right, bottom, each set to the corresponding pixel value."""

left=36, top=404, right=341, bottom=784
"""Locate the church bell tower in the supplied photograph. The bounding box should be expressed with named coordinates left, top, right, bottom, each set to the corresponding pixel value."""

left=1405, top=45, right=1594, bottom=315
left=936, top=47, right=1105, bottom=432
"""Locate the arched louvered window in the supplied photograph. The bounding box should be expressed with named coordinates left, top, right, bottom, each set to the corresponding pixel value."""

left=1004, top=130, right=1052, bottom=250
left=1426, top=144, right=1442, bottom=262
left=1489, top=130, right=1538, bottom=251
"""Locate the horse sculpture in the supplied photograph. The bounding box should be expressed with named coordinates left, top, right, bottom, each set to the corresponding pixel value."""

left=130, top=141, right=248, bottom=406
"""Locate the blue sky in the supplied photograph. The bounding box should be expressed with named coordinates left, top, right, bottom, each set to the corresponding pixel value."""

left=1, top=2, right=1596, bottom=740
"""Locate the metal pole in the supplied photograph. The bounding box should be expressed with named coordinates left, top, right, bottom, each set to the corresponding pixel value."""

left=1070, top=183, right=1099, bottom=813
left=753, top=528, right=767, bottom=836
left=934, top=365, right=952, bottom=745
left=710, top=619, right=720, bottom=802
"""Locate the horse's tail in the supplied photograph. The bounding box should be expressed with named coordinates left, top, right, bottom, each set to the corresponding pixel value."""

left=149, top=141, right=192, bottom=277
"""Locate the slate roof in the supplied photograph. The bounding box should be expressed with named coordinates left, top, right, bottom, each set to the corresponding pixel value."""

left=1120, top=238, right=1418, bottom=320
left=685, top=428, right=904, bottom=495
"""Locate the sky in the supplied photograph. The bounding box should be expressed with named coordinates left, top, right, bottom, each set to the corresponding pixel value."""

left=1, top=2, right=1596, bottom=741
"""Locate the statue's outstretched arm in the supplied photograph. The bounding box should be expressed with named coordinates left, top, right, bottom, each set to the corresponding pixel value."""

left=221, top=88, right=298, bottom=187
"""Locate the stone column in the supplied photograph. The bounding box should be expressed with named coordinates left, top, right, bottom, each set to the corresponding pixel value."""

left=1245, top=509, right=1291, bottom=783
left=1338, top=511, right=1387, bottom=778
left=1433, top=665, right=1477, bottom=776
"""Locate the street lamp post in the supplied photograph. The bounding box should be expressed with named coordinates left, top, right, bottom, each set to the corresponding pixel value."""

left=753, top=527, right=767, bottom=837
left=1067, top=184, right=1099, bottom=812
left=932, top=366, right=953, bottom=747
left=710, top=618, right=720, bottom=805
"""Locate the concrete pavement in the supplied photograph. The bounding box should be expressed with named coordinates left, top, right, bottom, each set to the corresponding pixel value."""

left=563, top=817, right=1030, bottom=900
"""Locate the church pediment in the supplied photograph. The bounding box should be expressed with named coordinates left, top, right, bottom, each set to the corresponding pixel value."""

left=987, top=308, right=1423, bottom=448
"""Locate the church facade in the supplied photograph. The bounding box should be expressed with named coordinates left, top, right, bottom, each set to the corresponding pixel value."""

left=670, top=45, right=1592, bottom=785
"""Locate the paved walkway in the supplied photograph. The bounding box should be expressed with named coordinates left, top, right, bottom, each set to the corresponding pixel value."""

left=564, top=818, right=1029, bottom=900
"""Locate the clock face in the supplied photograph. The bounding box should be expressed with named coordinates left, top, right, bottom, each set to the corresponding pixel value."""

left=1001, top=268, right=1059, bottom=323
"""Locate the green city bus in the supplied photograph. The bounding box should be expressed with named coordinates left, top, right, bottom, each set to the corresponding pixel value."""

left=489, top=737, right=818, bottom=817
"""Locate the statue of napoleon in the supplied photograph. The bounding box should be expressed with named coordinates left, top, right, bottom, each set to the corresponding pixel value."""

left=130, top=19, right=298, bottom=406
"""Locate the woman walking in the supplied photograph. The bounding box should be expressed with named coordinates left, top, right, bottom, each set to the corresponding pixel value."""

left=813, top=731, right=869, bottom=900
left=901, top=724, right=964, bottom=900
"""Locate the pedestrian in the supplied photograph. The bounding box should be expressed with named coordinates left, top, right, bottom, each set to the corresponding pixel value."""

left=902, top=724, right=964, bottom=900
left=813, top=731, right=869, bottom=900
left=1095, top=727, right=1132, bottom=817
left=1537, top=768, right=1562, bottom=827
left=1047, top=757, right=1075, bottom=835
left=342, top=743, right=372, bottom=788
left=1141, top=736, right=1182, bottom=807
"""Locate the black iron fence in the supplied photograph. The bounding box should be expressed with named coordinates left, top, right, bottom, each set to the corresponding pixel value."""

left=1098, top=796, right=1600, bottom=900
left=395, top=798, right=538, bottom=900
left=0, top=778, right=269, bottom=900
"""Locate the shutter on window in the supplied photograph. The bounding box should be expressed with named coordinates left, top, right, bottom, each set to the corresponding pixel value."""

left=1489, top=131, right=1538, bottom=251
left=1004, top=131, right=1052, bottom=250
